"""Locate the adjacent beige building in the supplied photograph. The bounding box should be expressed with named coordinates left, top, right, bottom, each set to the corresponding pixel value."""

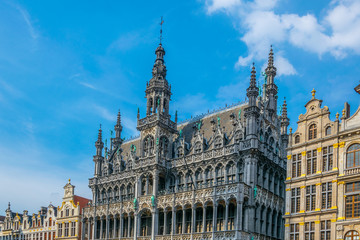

left=285, top=85, right=360, bottom=240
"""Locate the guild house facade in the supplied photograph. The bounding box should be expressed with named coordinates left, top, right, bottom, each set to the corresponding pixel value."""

left=82, top=42, right=289, bottom=240
left=0, top=181, right=89, bottom=240
left=285, top=85, right=360, bottom=240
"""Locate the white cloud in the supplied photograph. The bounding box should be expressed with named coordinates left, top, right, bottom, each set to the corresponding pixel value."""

left=205, top=0, right=360, bottom=74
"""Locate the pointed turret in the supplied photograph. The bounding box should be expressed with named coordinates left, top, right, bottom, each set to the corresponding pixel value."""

left=113, top=110, right=123, bottom=146
left=94, top=125, right=104, bottom=177
left=281, top=98, right=290, bottom=135
left=95, top=125, right=104, bottom=157
left=246, top=63, right=259, bottom=107
left=265, top=46, right=278, bottom=116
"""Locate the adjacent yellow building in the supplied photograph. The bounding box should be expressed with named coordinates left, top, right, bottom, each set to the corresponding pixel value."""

left=285, top=85, right=360, bottom=240
left=55, top=180, right=89, bottom=240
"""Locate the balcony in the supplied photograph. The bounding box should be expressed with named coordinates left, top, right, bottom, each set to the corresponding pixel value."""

left=344, top=167, right=360, bottom=176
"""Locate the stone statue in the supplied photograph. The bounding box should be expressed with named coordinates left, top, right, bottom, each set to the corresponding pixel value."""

left=151, top=195, right=155, bottom=207
left=254, top=185, right=258, bottom=198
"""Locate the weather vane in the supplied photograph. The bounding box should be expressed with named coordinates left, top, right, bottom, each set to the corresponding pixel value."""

left=160, top=16, right=164, bottom=44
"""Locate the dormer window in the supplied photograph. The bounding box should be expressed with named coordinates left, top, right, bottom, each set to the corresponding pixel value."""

left=308, top=124, right=317, bottom=140
left=295, top=135, right=300, bottom=144
left=194, top=142, right=202, bottom=154
left=214, top=137, right=222, bottom=148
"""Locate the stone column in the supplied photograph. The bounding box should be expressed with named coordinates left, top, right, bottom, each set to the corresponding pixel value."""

left=87, top=219, right=91, bottom=240
left=212, top=204, right=217, bottom=237
left=332, top=180, right=338, bottom=209
left=163, top=210, right=167, bottom=235
left=300, top=186, right=306, bottom=212
left=191, top=207, right=196, bottom=234
left=316, top=183, right=322, bottom=211
left=81, top=220, right=85, bottom=240
left=202, top=207, right=206, bottom=232
left=338, top=181, right=345, bottom=220
left=237, top=201, right=242, bottom=231
left=119, top=215, right=123, bottom=239
left=105, top=216, right=109, bottom=240
left=113, top=217, right=116, bottom=239
left=151, top=209, right=158, bottom=239
left=99, top=218, right=103, bottom=240
left=133, top=214, right=137, bottom=240
left=127, top=216, right=131, bottom=238
left=93, top=218, right=97, bottom=240
left=225, top=202, right=229, bottom=231
left=182, top=209, right=186, bottom=234
left=171, top=209, right=176, bottom=235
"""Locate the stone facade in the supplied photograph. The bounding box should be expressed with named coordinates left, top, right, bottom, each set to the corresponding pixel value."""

left=55, top=180, right=90, bottom=240
left=0, top=203, right=56, bottom=240
left=82, top=43, right=288, bottom=240
left=0, top=181, right=89, bottom=240
left=285, top=88, right=360, bottom=240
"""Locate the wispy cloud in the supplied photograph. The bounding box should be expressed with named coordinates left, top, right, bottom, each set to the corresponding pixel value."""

left=79, top=81, right=98, bottom=90
left=12, top=3, right=38, bottom=40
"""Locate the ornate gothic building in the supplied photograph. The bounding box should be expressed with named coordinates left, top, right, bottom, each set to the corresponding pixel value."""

left=82, top=43, right=288, bottom=240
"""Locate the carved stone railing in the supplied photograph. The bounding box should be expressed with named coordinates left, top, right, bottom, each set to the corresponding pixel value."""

left=254, top=186, right=285, bottom=211
left=137, top=113, right=176, bottom=130
left=344, top=167, right=360, bottom=176
left=172, top=144, right=239, bottom=168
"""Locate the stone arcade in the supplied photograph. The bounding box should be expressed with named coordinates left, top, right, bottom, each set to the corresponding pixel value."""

left=82, top=42, right=288, bottom=240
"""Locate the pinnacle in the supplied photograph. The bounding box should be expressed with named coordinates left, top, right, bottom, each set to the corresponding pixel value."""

left=117, top=110, right=121, bottom=125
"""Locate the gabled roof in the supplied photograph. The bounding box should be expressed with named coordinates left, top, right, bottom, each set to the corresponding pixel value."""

left=73, top=195, right=91, bottom=212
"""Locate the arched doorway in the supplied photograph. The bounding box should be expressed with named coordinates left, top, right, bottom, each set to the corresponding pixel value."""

left=140, top=209, right=152, bottom=236
left=345, top=231, right=360, bottom=240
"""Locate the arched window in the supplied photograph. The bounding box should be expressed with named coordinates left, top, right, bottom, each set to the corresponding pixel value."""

left=185, top=171, right=193, bottom=190
left=205, top=167, right=213, bottom=187
left=325, top=126, right=331, bottom=136
left=195, top=170, right=203, bottom=188
left=159, top=136, right=169, bottom=158
left=308, top=124, right=317, bottom=140
left=295, top=135, right=300, bottom=144
left=345, top=230, right=359, bottom=240
left=177, top=173, right=184, bottom=191
left=226, top=163, right=236, bottom=183
left=143, top=136, right=154, bottom=157
left=140, top=210, right=152, bottom=236
left=215, top=165, right=224, bottom=185
left=346, top=144, right=360, bottom=168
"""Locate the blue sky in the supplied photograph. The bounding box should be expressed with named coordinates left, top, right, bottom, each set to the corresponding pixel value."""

left=1, top=0, right=360, bottom=214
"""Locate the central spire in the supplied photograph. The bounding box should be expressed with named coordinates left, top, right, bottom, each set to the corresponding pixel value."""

left=145, top=18, right=171, bottom=116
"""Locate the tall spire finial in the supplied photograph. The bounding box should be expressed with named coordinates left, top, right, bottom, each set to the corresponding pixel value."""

left=7, top=202, right=10, bottom=210
left=117, top=110, right=121, bottom=125
left=311, top=88, right=316, bottom=99
left=160, top=16, right=164, bottom=44
left=98, top=124, right=102, bottom=141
